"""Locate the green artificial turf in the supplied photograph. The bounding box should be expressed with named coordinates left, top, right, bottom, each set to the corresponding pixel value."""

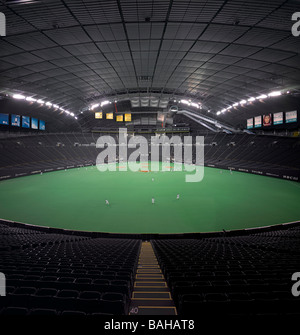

left=0, top=163, right=299, bottom=234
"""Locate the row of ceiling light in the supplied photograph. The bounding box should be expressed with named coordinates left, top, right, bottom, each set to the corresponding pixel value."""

left=11, top=93, right=78, bottom=120
left=216, top=90, right=287, bottom=116
left=41, top=88, right=288, bottom=118
left=177, top=99, right=203, bottom=109
left=90, top=100, right=111, bottom=110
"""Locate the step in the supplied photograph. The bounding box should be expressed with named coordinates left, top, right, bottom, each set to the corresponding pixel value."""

left=133, top=286, right=169, bottom=292
left=135, top=282, right=167, bottom=287
left=134, top=306, right=177, bottom=315
left=133, top=292, right=171, bottom=299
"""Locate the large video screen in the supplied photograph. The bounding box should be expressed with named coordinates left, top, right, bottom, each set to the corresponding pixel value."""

left=254, top=116, right=262, bottom=128
left=124, top=113, right=131, bottom=122
left=286, top=110, right=297, bottom=123
left=116, top=115, right=123, bottom=122
left=263, top=114, right=272, bottom=127
left=11, top=114, right=21, bottom=127
left=273, top=112, right=283, bottom=125
left=247, top=118, right=253, bottom=129
left=95, top=112, right=102, bottom=119
left=31, top=118, right=38, bottom=129
left=39, top=120, right=45, bottom=131
left=0, top=113, right=9, bottom=125
left=22, top=116, right=30, bottom=128
left=106, top=113, right=113, bottom=120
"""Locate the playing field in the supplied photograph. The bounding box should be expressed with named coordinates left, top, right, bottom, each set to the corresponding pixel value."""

left=0, top=162, right=299, bottom=234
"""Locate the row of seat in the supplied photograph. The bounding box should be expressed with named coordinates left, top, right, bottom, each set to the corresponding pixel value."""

left=179, top=292, right=300, bottom=316
left=0, top=288, right=127, bottom=315
left=5, top=277, right=131, bottom=295
left=0, top=307, right=110, bottom=316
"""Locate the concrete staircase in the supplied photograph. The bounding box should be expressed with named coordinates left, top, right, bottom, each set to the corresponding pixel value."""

left=129, top=241, right=177, bottom=315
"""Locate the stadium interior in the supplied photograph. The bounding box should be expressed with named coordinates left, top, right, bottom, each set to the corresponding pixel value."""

left=0, top=0, right=300, bottom=322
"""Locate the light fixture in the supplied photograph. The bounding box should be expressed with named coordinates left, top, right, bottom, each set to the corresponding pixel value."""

left=13, top=94, right=26, bottom=100
left=101, top=100, right=110, bottom=107
left=214, top=89, right=287, bottom=117
left=10, top=93, right=76, bottom=119
left=91, top=103, right=99, bottom=110
left=26, top=97, right=37, bottom=102
left=257, top=94, right=267, bottom=99
left=268, top=91, right=281, bottom=97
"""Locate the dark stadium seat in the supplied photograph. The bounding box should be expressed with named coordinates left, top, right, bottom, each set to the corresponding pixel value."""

left=74, top=278, right=93, bottom=291
left=30, top=288, right=58, bottom=309
left=179, top=294, right=204, bottom=315
left=77, top=291, right=102, bottom=313
left=1, top=307, right=28, bottom=315
left=100, top=292, right=127, bottom=315
left=92, top=279, right=110, bottom=292
left=10, top=287, right=37, bottom=308
left=61, top=310, right=87, bottom=316
left=110, top=280, right=130, bottom=296
left=29, top=309, right=58, bottom=315
left=52, top=290, right=79, bottom=311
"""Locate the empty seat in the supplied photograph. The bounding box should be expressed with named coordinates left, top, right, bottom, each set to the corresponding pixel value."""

left=61, top=310, right=86, bottom=316
left=1, top=307, right=28, bottom=315
left=52, top=290, right=79, bottom=311
left=179, top=294, right=204, bottom=315
left=29, top=308, right=57, bottom=315
left=77, top=291, right=101, bottom=314
left=100, top=292, right=126, bottom=315
left=92, top=279, right=110, bottom=292
left=74, top=278, right=93, bottom=290
left=10, top=287, right=36, bottom=308
left=30, top=288, right=58, bottom=309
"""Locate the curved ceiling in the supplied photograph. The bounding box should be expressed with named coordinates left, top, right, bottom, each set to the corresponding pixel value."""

left=0, top=0, right=300, bottom=119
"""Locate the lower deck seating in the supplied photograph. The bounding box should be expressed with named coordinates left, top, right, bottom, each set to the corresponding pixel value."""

left=152, top=227, right=300, bottom=317
left=0, top=224, right=140, bottom=315
left=1, top=222, right=300, bottom=316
